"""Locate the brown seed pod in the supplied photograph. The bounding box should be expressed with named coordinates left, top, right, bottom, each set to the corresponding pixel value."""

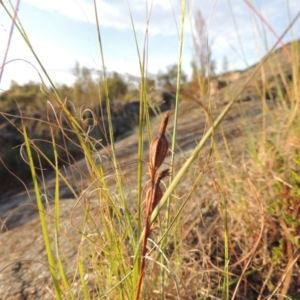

left=146, top=168, right=170, bottom=219
left=148, top=111, right=170, bottom=180
left=151, top=168, right=170, bottom=212
left=137, top=112, right=171, bottom=300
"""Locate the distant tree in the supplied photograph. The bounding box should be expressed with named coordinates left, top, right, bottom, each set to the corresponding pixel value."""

left=102, top=72, right=128, bottom=101
left=190, top=60, right=198, bottom=83
left=143, top=77, right=155, bottom=92
left=71, top=62, right=98, bottom=106
left=124, top=89, right=140, bottom=103
left=71, top=64, right=128, bottom=106
left=0, top=81, right=47, bottom=109
left=157, top=64, right=187, bottom=88
left=222, top=56, right=229, bottom=74
left=192, top=9, right=215, bottom=78
left=190, top=9, right=216, bottom=96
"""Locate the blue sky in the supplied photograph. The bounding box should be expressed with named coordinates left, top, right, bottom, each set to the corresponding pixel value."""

left=0, top=0, right=299, bottom=91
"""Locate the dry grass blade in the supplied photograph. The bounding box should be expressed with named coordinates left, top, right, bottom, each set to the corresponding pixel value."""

left=266, top=248, right=300, bottom=300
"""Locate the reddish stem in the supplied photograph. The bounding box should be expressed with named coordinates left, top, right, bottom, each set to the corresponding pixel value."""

left=135, top=216, right=150, bottom=300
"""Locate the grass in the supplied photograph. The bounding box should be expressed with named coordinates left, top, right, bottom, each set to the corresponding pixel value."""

left=1, top=0, right=300, bottom=299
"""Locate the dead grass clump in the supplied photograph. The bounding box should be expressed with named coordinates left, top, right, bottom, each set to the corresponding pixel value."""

left=152, top=107, right=300, bottom=299
left=217, top=118, right=300, bottom=298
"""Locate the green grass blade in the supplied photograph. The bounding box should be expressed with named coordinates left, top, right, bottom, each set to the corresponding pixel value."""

left=22, top=118, right=62, bottom=299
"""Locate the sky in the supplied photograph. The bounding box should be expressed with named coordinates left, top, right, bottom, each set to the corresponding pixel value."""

left=0, top=0, right=299, bottom=92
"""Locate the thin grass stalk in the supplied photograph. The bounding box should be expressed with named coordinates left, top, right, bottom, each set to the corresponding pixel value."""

left=1, top=3, right=58, bottom=97
left=231, top=180, right=265, bottom=299
left=5, top=114, right=89, bottom=200
left=93, top=0, right=131, bottom=218
left=26, top=141, right=78, bottom=196
left=285, top=0, right=294, bottom=40
left=78, top=247, right=90, bottom=300
left=126, top=7, right=156, bottom=280
left=71, top=183, right=131, bottom=296
left=126, top=2, right=152, bottom=291
left=93, top=5, right=136, bottom=296
left=189, top=22, right=205, bottom=98
left=168, top=0, right=186, bottom=214
left=22, top=118, right=62, bottom=299
left=260, top=66, right=268, bottom=151
left=161, top=1, right=186, bottom=294
left=244, top=0, right=293, bottom=61
left=141, top=2, right=153, bottom=144
left=228, top=0, right=249, bottom=66
left=220, top=125, right=233, bottom=163
left=47, top=103, right=71, bottom=296
left=266, top=248, right=300, bottom=300
left=0, top=112, right=77, bottom=198
left=77, top=203, right=102, bottom=299
left=126, top=0, right=143, bottom=216
left=98, top=272, right=132, bottom=299
left=156, top=161, right=206, bottom=247
left=195, top=268, right=261, bottom=300
left=212, top=143, right=229, bottom=300
left=0, top=0, right=20, bottom=84
left=135, top=208, right=151, bottom=300
left=90, top=191, right=128, bottom=299
left=286, top=42, right=300, bottom=129
left=47, top=104, right=60, bottom=236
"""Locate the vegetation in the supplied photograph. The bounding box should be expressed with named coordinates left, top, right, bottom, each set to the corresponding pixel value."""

left=1, top=1, right=300, bottom=300
left=0, top=64, right=164, bottom=195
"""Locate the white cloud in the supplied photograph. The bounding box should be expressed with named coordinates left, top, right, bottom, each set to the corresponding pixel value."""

left=21, top=0, right=183, bottom=36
